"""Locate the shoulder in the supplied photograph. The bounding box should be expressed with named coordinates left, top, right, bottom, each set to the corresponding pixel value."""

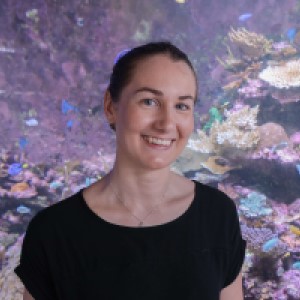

left=28, top=190, right=82, bottom=232
left=195, top=181, right=237, bottom=213
left=194, top=181, right=241, bottom=242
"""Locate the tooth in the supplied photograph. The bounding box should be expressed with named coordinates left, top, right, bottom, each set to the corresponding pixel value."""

left=144, top=136, right=171, bottom=145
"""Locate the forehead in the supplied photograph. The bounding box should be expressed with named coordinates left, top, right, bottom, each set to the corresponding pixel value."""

left=126, top=54, right=196, bottom=94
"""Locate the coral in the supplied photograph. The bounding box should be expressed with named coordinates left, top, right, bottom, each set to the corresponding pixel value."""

left=256, top=123, right=290, bottom=150
left=186, top=130, right=215, bottom=154
left=209, top=105, right=260, bottom=152
left=290, top=132, right=300, bottom=147
left=238, top=79, right=268, bottom=99
left=0, top=236, right=24, bottom=300
left=241, top=224, right=276, bottom=253
left=216, top=44, right=247, bottom=72
left=259, top=59, right=300, bottom=89
left=193, top=105, right=260, bottom=154
left=277, top=270, right=300, bottom=299
left=239, top=191, right=273, bottom=218
left=228, top=27, right=272, bottom=60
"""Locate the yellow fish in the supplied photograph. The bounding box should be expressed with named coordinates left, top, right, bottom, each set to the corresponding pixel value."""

left=290, top=224, right=300, bottom=236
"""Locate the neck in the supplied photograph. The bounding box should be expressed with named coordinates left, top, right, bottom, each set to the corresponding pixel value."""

left=105, top=165, right=174, bottom=213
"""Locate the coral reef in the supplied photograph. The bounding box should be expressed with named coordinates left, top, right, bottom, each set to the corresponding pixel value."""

left=276, top=270, right=300, bottom=299
left=259, top=59, right=300, bottom=89
left=228, top=27, right=272, bottom=60
left=209, top=105, right=260, bottom=152
left=0, top=235, right=23, bottom=300
left=191, top=105, right=260, bottom=156
left=239, top=191, right=273, bottom=218
left=238, top=79, right=268, bottom=99
left=241, top=225, right=276, bottom=253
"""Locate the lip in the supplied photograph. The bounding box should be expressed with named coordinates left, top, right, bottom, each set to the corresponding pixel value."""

left=141, top=135, right=174, bottom=149
left=142, top=135, right=175, bottom=141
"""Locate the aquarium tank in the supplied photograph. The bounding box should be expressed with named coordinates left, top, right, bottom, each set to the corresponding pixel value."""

left=0, top=0, right=300, bottom=299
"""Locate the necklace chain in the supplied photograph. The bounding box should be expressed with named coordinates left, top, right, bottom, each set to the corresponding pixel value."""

left=108, top=175, right=167, bottom=227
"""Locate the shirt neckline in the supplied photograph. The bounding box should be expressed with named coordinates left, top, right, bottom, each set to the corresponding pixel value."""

left=79, top=179, right=198, bottom=231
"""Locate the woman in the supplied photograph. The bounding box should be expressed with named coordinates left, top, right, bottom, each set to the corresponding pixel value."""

left=15, top=41, right=246, bottom=300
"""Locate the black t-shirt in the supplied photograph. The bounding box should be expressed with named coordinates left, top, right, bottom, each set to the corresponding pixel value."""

left=14, top=180, right=246, bottom=300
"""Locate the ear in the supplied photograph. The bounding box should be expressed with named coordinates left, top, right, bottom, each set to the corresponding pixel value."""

left=103, top=89, right=118, bottom=125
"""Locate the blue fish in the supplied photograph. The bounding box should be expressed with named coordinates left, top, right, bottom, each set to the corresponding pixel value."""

left=296, top=164, right=300, bottom=175
left=66, top=120, right=73, bottom=129
left=238, top=13, right=252, bottom=22
left=262, top=237, right=279, bottom=252
left=8, top=163, right=23, bottom=176
left=114, top=49, right=131, bottom=64
left=19, top=137, right=28, bottom=150
left=292, top=261, right=300, bottom=270
left=287, top=28, right=297, bottom=43
left=50, top=181, right=63, bottom=189
left=61, top=99, right=79, bottom=114
left=16, top=205, right=31, bottom=214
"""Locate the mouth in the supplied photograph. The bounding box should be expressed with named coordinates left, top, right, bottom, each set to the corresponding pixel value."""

left=142, top=135, right=175, bottom=147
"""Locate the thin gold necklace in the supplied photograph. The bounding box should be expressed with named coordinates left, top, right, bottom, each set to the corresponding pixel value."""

left=108, top=175, right=168, bottom=227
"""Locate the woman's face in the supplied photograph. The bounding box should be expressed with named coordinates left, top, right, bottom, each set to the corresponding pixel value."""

left=106, top=54, right=197, bottom=171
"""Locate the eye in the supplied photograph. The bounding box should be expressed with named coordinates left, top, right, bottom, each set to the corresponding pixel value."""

left=142, top=98, right=157, bottom=106
left=176, top=103, right=191, bottom=110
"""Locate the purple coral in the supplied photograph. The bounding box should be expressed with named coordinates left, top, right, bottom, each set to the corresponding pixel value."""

left=238, top=79, right=268, bottom=99
left=241, top=225, right=276, bottom=252
left=276, top=270, right=300, bottom=299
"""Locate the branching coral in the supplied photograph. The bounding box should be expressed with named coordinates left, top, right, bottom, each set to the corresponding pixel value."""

left=192, top=106, right=260, bottom=154
left=209, top=105, right=260, bottom=152
left=228, top=27, right=272, bottom=60
left=259, top=59, right=300, bottom=89
left=239, top=191, right=273, bottom=218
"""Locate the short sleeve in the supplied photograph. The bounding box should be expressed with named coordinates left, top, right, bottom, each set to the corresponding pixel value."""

left=14, top=213, right=56, bottom=300
left=222, top=200, right=247, bottom=288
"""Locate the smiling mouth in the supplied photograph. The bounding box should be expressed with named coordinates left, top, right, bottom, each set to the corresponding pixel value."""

left=142, top=135, right=174, bottom=146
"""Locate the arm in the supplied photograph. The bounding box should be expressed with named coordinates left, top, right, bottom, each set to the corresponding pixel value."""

left=23, top=288, right=35, bottom=300
left=220, top=270, right=243, bottom=300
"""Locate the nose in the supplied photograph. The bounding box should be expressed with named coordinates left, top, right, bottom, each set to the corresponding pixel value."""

left=154, top=105, right=176, bottom=131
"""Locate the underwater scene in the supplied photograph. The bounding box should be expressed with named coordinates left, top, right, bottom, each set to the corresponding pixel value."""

left=0, top=0, right=300, bottom=299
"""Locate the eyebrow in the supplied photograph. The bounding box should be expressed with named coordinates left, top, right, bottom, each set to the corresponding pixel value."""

left=134, top=87, right=195, bottom=101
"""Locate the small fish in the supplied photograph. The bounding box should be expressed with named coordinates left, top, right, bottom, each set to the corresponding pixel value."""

left=76, top=17, right=84, bottom=27
left=292, top=260, right=300, bottom=270
left=262, top=237, right=279, bottom=252
left=114, top=49, right=131, bottom=64
left=296, top=164, right=300, bottom=175
left=270, top=141, right=288, bottom=152
left=25, top=118, right=38, bottom=126
left=61, top=99, right=79, bottom=114
left=290, top=224, right=300, bottom=236
left=175, top=0, right=185, bottom=3
left=19, top=137, right=28, bottom=150
left=16, top=205, right=31, bottom=214
left=85, top=177, right=97, bottom=187
left=292, top=261, right=300, bottom=270
left=66, top=120, right=73, bottom=129
left=286, top=28, right=297, bottom=43
left=88, top=105, right=102, bottom=116
left=8, top=163, right=22, bottom=176
left=0, top=47, right=15, bottom=53
left=238, top=13, right=252, bottom=22
left=50, top=181, right=63, bottom=189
